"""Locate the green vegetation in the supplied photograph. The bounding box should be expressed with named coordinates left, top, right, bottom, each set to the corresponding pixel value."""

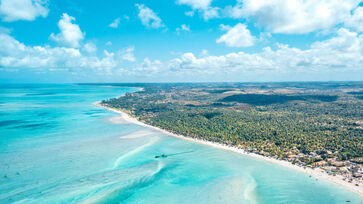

left=219, top=94, right=338, bottom=105
left=101, top=82, right=363, bottom=165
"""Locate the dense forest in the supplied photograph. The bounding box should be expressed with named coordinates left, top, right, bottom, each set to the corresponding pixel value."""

left=100, top=82, right=363, bottom=166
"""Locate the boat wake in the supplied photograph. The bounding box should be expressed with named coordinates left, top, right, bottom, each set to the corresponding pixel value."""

left=112, top=136, right=160, bottom=169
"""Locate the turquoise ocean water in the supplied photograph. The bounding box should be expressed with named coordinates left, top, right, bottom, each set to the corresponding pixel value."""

left=0, top=84, right=362, bottom=203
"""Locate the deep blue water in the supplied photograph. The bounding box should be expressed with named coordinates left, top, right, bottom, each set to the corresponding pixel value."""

left=0, top=84, right=362, bottom=203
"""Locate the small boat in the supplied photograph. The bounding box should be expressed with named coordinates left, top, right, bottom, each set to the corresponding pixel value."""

left=155, top=154, right=168, bottom=159
left=154, top=151, right=194, bottom=159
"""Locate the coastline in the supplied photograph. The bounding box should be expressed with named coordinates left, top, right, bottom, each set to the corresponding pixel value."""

left=94, top=102, right=363, bottom=197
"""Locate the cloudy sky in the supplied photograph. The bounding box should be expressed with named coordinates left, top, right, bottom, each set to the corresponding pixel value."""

left=0, top=0, right=362, bottom=83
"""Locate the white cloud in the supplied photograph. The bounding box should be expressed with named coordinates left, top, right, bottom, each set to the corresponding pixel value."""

left=1, top=25, right=362, bottom=80
left=176, top=0, right=212, bottom=10
left=311, top=28, right=362, bottom=54
left=181, top=24, right=190, bottom=31
left=216, top=23, right=255, bottom=47
left=109, top=17, right=120, bottom=28
left=0, top=33, right=134, bottom=72
left=118, top=46, right=136, bottom=62
left=176, top=0, right=219, bottom=20
left=117, top=57, right=164, bottom=77
left=83, top=42, right=97, bottom=54
left=105, top=41, right=112, bottom=46
left=176, top=24, right=190, bottom=34
left=135, top=4, right=164, bottom=29
left=50, top=13, right=84, bottom=48
left=123, top=15, right=130, bottom=21
left=224, top=0, right=361, bottom=34
left=201, top=49, right=209, bottom=56
left=170, top=28, right=363, bottom=73
left=345, top=6, right=363, bottom=32
left=0, top=32, right=82, bottom=69
left=201, top=7, right=219, bottom=20
left=135, top=58, right=162, bottom=73
left=219, top=24, right=232, bottom=31
left=0, top=0, right=48, bottom=22
left=185, top=11, right=194, bottom=17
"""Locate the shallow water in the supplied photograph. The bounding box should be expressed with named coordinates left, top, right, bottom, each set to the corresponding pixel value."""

left=0, top=84, right=362, bottom=203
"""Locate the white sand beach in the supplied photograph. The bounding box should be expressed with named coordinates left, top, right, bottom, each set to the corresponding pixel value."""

left=94, top=102, right=363, bottom=197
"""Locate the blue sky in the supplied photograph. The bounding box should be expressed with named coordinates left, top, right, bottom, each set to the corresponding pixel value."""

left=0, top=0, right=362, bottom=83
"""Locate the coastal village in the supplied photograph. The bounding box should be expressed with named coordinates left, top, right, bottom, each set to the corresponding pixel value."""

left=246, top=147, right=363, bottom=186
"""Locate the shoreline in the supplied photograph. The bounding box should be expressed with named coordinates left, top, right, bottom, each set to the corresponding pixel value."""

left=94, top=102, right=363, bottom=197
